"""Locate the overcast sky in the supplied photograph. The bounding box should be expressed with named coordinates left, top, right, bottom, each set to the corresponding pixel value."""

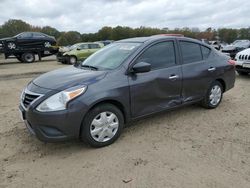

left=0, top=0, right=250, bottom=33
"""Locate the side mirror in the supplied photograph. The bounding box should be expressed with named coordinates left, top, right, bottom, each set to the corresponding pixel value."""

left=132, top=62, right=151, bottom=73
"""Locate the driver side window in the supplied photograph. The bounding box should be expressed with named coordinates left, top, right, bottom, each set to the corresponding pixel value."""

left=135, top=41, right=176, bottom=70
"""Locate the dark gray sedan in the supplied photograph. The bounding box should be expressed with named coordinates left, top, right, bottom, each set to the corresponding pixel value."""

left=19, top=35, right=235, bottom=147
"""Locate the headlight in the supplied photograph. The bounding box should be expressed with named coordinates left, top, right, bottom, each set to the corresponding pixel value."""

left=36, top=85, right=87, bottom=112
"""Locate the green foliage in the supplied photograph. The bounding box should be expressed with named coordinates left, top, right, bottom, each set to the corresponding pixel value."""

left=1, top=19, right=250, bottom=46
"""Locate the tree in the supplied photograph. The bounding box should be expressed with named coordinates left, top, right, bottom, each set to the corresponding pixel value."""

left=0, top=19, right=31, bottom=37
left=57, top=31, right=82, bottom=46
left=41, top=26, right=61, bottom=39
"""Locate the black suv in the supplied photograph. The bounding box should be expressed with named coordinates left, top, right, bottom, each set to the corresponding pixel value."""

left=0, top=32, right=57, bottom=63
left=19, top=36, right=235, bottom=147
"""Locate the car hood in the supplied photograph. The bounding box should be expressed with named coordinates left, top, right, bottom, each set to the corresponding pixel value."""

left=222, top=45, right=236, bottom=51
left=0, top=37, right=14, bottom=42
left=32, top=66, right=107, bottom=90
left=236, top=48, right=250, bottom=56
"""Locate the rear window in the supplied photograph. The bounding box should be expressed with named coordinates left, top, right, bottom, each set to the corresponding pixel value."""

left=180, top=41, right=202, bottom=64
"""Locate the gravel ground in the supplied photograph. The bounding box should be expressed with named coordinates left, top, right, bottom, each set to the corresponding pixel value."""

left=0, top=58, right=250, bottom=188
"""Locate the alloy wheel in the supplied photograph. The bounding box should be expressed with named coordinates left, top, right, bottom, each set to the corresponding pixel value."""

left=209, top=85, right=222, bottom=106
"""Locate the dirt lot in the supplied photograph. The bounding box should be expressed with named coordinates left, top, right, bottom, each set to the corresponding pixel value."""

left=0, top=57, right=250, bottom=188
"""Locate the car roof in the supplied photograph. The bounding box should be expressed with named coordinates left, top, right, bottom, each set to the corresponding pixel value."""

left=117, top=35, right=206, bottom=46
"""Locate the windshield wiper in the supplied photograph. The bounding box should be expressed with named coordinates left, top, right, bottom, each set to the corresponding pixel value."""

left=81, top=64, right=99, bottom=70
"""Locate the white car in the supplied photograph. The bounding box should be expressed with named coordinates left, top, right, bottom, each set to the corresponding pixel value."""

left=235, top=48, right=250, bottom=75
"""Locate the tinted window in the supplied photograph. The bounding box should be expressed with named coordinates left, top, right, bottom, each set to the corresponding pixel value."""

left=201, top=46, right=211, bottom=59
left=180, top=41, right=202, bottom=64
left=136, top=42, right=176, bottom=70
left=17, top=32, right=33, bottom=39
left=33, top=33, right=45, bottom=38
left=89, top=44, right=100, bottom=49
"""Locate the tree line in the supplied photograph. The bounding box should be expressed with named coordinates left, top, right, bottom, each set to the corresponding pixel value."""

left=1, top=19, right=250, bottom=46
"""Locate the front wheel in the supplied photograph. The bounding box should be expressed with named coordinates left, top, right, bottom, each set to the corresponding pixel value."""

left=201, top=81, right=223, bottom=109
left=81, top=104, right=124, bottom=147
left=69, top=56, right=77, bottom=64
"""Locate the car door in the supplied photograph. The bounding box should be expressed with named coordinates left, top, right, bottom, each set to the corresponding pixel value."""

left=16, top=32, right=34, bottom=48
left=178, top=40, right=215, bottom=102
left=128, top=40, right=182, bottom=118
left=77, top=44, right=90, bottom=59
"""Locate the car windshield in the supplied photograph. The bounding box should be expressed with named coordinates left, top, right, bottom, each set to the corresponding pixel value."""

left=232, top=40, right=250, bottom=47
left=81, top=42, right=141, bottom=70
left=69, top=44, right=80, bottom=50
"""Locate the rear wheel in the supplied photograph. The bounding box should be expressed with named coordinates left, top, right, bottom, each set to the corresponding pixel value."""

left=16, top=55, right=24, bottom=63
left=44, top=41, right=51, bottom=48
left=22, top=52, right=35, bottom=63
left=237, top=70, right=248, bottom=76
left=81, top=104, right=124, bottom=147
left=201, top=81, right=223, bottom=109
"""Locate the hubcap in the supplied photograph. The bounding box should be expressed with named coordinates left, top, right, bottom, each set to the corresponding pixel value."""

left=70, top=57, right=76, bottom=64
left=25, top=54, right=34, bottom=62
left=90, top=111, right=119, bottom=142
left=44, top=42, right=51, bottom=48
left=8, top=42, right=16, bottom=49
left=209, top=85, right=222, bottom=106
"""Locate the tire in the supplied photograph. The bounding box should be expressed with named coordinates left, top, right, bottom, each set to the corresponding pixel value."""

left=81, top=104, right=124, bottom=147
left=237, top=70, right=248, bottom=76
left=16, top=56, right=24, bottom=63
left=21, top=52, right=35, bottom=63
left=201, top=81, right=223, bottom=109
left=7, top=42, right=16, bottom=50
left=69, top=56, right=77, bottom=64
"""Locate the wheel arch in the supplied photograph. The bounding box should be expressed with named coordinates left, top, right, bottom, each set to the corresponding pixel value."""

left=215, top=78, right=226, bottom=92
left=79, top=99, right=128, bottom=138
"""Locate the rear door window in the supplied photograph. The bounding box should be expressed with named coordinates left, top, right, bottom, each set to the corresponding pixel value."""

left=180, top=41, right=202, bottom=64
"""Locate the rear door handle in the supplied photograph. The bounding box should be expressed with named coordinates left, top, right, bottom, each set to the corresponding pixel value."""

left=208, top=67, right=216, bottom=72
left=169, top=75, right=179, bottom=80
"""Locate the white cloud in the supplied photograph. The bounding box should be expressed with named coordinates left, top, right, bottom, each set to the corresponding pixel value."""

left=0, top=0, right=250, bottom=33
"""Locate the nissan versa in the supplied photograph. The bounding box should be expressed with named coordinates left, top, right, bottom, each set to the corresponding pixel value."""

left=19, top=35, right=235, bottom=147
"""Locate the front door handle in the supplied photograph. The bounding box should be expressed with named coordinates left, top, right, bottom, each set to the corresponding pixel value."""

left=208, top=67, right=216, bottom=72
left=169, top=75, right=179, bottom=80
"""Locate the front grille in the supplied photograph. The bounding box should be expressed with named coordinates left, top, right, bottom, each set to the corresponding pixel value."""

left=238, top=54, right=250, bottom=61
left=22, top=92, right=40, bottom=108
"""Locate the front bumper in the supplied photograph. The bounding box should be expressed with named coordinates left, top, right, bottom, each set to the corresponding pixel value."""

left=19, top=97, right=88, bottom=142
left=56, top=53, right=69, bottom=63
left=235, top=61, right=250, bottom=73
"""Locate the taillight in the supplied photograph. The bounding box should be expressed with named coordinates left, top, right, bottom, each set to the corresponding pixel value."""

left=228, top=59, right=236, bottom=66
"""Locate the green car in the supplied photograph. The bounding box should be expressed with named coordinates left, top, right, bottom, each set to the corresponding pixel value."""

left=58, top=42, right=103, bottom=64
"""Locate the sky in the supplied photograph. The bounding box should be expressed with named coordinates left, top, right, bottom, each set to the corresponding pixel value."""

left=0, top=0, right=250, bottom=33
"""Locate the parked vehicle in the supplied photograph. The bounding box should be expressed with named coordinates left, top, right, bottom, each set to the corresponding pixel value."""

left=209, top=40, right=221, bottom=50
left=57, top=42, right=103, bottom=64
left=200, top=39, right=209, bottom=45
left=96, top=40, right=114, bottom=46
left=0, top=32, right=58, bottom=63
left=222, top=40, right=250, bottom=59
left=235, top=48, right=250, bottom=75
left=19, top=36, right=235, bottom=147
